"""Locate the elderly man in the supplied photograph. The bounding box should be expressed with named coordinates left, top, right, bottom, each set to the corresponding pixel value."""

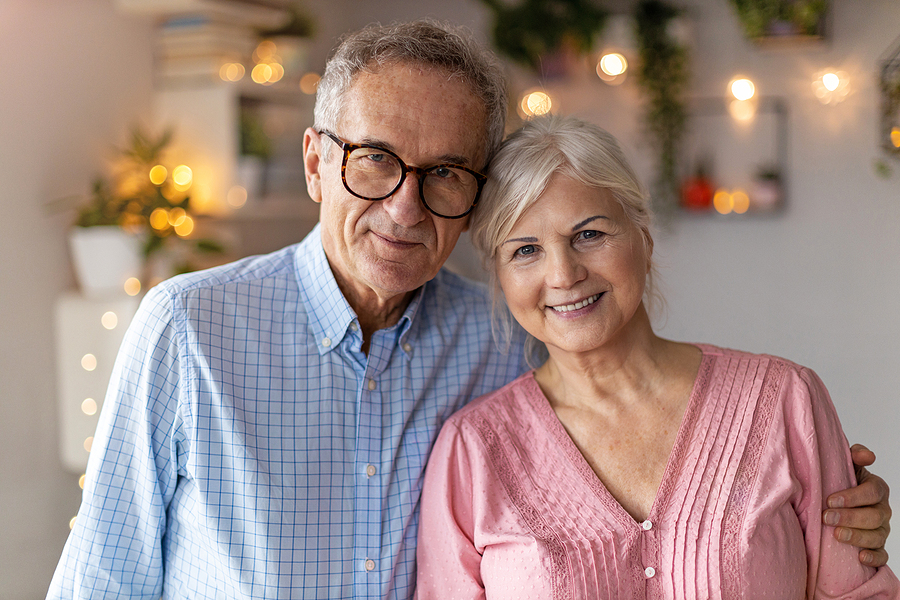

left=49, top=20, right=890, bottom=600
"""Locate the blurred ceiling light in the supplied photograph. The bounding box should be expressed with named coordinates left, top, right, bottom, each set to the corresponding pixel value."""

left=730, top=77, right=756, bottom=101
left=892, top=127, right=900, bottom=148
left=597, top=52, right=628, bottom=85
left=520, top=90, right=553, bottom=118
left=220, top=62, right=246, bottom=82
left=813, top=69, right=850, bottom=104
left=300, top=72, right=320, bottom=95
left=148, top=165, right=167, bottom=185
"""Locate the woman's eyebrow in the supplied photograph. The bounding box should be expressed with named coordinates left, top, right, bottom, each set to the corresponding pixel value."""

left=572, top=215, right=610, bottom=232
left=502, top=236, right=538, bottom=246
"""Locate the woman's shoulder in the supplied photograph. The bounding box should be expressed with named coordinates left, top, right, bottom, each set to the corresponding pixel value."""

left=444, top=371, right=540, bottom=430
left=694, top=343, right=810, bottom=374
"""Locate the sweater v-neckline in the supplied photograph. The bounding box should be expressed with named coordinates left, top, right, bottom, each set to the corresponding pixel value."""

left=520, top=348, right=715, bottom=528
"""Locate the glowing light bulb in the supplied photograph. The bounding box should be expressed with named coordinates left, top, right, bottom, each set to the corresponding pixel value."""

left=732, top=190, right=750, bottom=214
left=149, top=165, right=167, bottom=185
left=822, top=72, right=840, bottom=91
left=174, top=216, right=194, bottom=237
left=713, top=189, right=733, bottom=214
left=81, top=398, right=98, bottom=416
left=892, top=127, right=900, bottom=148
left=520, top=91, right=552, bottom=117
left=172, top=165, right=192, bottom=188
left=81, top=354, right=97, bottom=372
left=69, top=516, right=77, bottom=530
left=227, top=186, right=248, bottom=208
left=254, top=40, right=277, bottom=63
left=83, top=436, right=93, bottom=452
left=101, top=311, right=118, bottom=330
left=167, top=207, right=187, bottom=227
left=730, top=78, right=756, bottom=101
left=124, top=277, right=141, bottom=296
left=150, top=208, right=169, bottom=231
left=220, top=62, right=245, bottom=82
left=813, top=69, right=850, bottom=105
left=78, top=474, right=86, bottom=489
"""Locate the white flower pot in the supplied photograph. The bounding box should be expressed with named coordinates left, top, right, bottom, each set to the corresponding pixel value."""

left=68, top=226, right=143, bottom=298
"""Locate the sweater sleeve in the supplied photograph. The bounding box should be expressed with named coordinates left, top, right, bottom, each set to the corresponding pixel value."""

left=416, top=418, right=487, bottom=600
left=783, top=366, right=899, bottom=599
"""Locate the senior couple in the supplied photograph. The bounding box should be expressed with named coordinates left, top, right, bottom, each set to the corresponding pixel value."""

left=50, top=20, right=896, bottom=598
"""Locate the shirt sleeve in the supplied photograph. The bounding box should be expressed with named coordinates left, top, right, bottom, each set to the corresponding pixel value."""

left=47, top=284, right=184, bottom=599
left=416, top=418, right=487, bottom=600
left=783, top=366, right=899, bottom=599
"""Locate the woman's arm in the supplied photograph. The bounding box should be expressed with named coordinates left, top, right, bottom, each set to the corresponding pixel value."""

left=787, top=367, right=899, bottom=599
left=416, top=420, right=486, bottom=600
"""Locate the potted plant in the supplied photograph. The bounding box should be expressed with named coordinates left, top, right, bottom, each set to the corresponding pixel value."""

left=634, top=0, right=689, bottom=222
left=479, top=0, right=607, bottom=78
left=728, top=0, right=828, bottom=40
left=57, top=126, right=224, bottom=296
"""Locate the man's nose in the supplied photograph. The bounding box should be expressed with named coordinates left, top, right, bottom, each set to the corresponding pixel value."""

left=382, top=172, right=427, bottom=227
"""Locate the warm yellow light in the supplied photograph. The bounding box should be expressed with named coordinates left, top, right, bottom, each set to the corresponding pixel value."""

left=892, top=127, right=900, bottom=148
left=713, top=189, right=733, bottom=214
left=101, top=311, right=118, bottom=330
left=521, top=91, right=552, bottom=117
left=732, top=190, right=750, bottom=214
left=124, top=277, right=141, bottom=296
left=78, top=474, right=86, bottom=489
left=69, top=516, right=77, bottom=530
left=730, top=78, right=756, bottom=101
left=150, top=208, right=169, bottom=231
left=219, top=62, right=245, bottom=82
left=822, top=72, right=840, bottom=92
left=174, top=215, right=194, bottom=237
left=252, top=63, right=274, bottom=85
left=81, top=354, right=97, bottom=372
left=728, top=99, right=756, bottom=122
left=83, top=436, right=93, bottom=452
left=254, top=40, right=277, bottom=63
left=227, top=186, right=248, bottom=208
left=268, top=62, right=284, bottom=83
left=167, top=207, right=187, bottom=227
left=813, top=69, right=850, bottom=105
left=599, top=53, right=627, bottom=77
left=300, top=72, right=320, bottom=95
left=172, top=165, right=192, bottom=187
left=81, top=398, right=98, bottom=416
left=149, top=165, right=167, bottom=186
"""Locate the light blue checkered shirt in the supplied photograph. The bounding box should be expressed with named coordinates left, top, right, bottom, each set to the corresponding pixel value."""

left=48, top=225, right=528, bottom=599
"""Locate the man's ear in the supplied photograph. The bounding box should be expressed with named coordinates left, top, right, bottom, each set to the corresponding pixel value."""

left=303, top=127, right=323, bottom=203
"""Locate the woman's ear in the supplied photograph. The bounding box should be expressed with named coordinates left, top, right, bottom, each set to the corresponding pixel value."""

left=303, top=127, right=323, bottom=203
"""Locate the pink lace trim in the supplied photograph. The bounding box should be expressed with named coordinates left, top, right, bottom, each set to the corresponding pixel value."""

left=720, top=357, right=786, bottom=599
left=471, top=411, right=571, bottom=600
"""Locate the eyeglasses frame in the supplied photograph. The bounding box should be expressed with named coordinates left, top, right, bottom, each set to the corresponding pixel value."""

left=318, top=130, right=486, bottom=219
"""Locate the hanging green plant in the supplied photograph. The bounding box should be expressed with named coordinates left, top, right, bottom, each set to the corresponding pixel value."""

left=479, top=0, right=607, bottom=75
left=634, top=0, right=689, bottom=221
left=728, top=0, right=828, bottom=40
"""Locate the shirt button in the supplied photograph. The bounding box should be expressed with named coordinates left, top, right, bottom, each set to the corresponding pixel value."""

left=349, top=322, right=358, bottom=332
left=321, top=337, right=331, bottom=347
left=366, top=464, right=377, bottom=477
left=367, top=379, right=377, bottom=391
left=644, top=566, right=656, bottom=578
left=364, top=559, right=376, bottom=572
left=402, top=342, right=412, bottom=353
left=641, top=519, right=653, bottom=531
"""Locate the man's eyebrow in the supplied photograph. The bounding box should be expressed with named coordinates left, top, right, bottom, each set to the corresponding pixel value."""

left=357, top=136, right=472, bottom=167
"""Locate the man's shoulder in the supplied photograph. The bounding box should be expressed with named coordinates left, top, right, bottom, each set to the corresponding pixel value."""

left=426, top=268, right=491, bottom=305
left=152, top=244, right=300, bottom=301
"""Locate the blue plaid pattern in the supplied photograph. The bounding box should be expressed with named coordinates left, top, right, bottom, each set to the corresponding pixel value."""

left=48, top=225, right=528, bottom=599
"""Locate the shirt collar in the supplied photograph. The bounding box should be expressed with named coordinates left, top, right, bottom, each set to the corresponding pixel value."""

left=295, top=224, right=427, bottom=356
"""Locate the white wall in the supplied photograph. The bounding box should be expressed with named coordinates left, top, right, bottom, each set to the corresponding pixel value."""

left=1, top=0, right=897, bottom=596
left=0, top=1, right=154, bottom=596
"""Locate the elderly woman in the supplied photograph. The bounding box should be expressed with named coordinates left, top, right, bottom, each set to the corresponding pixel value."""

left=415, top=115, right=898, bottom=598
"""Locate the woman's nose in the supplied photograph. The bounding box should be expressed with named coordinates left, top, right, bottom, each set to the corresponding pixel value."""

left=545, top=248, right=587, bottom=288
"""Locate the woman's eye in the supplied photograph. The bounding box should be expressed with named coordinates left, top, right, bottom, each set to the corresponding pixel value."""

left=577, top=230, right=603, bottom=241
left=514, top=245, right=536, bottom=257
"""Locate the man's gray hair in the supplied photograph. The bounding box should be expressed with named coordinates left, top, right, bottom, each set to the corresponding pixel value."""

left=314, top=19, right=508, bottom=168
